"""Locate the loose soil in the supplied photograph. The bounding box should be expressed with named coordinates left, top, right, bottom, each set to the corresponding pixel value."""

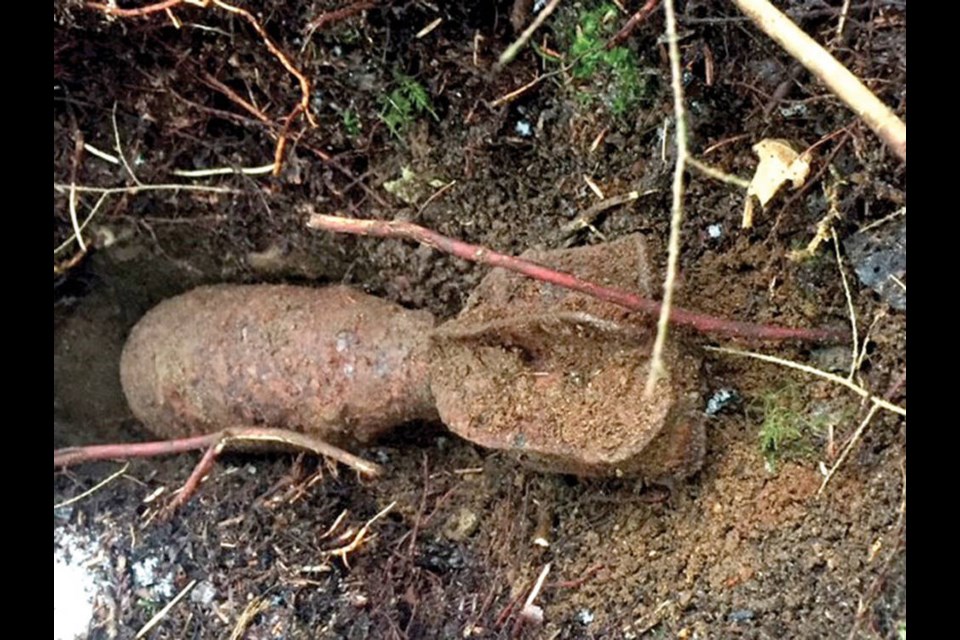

left=54, top=1, right=906, bottom=638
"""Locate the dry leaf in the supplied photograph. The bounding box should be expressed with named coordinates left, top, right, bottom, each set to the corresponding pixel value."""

left=743, top=139, right=811, bottom=228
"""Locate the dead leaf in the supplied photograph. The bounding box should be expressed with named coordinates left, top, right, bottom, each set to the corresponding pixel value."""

left=743, top=139, right=811, bottom=228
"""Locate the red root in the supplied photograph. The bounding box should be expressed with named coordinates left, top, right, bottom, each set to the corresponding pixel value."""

left=306, top=214, right=847, bottom=344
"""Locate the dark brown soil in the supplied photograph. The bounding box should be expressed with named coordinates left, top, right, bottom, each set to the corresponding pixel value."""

left=54, top=1, right=906, bottom=638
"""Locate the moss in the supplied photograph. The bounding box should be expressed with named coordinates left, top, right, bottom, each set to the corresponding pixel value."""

left=562, top=3, right=656, bottom=119
left=378, top=71, right=438, bottom=139
left=752, top=385, right=833, bottom=470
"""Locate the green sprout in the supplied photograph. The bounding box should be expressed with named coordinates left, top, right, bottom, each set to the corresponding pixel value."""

left=565, top=3, right=654, bottom=117
left=378, top=71, right=438, bottom=139
left=342, top=109, right=362, bottom=137
left=753, top=385, right=832, bottom=470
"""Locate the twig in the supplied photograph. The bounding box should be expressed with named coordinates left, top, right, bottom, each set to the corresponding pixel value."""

left=416, top=17, right=443, bottom=39
left=831, top=227, right=859, bottom=380
left=55, top=193, right=110, bottom=255
left=418, top=180, right=457, bottom=215
left=498, top=0, right=562, bottom=68
left=546, top=563, right=604, bottom=589
left=731, top=0, right=906, bottom=161
left=198, top=71, right=271, bottom=123
left=54, top=463, right=130, bottom=509
left=87, top=0, right=186, bottom=18
left=83, top=143, right=120, bottom=165
left=173, top=164, right=276, bottom=177
left=229, top=597, right=269, bottom=640
left=135, top=579, right=197, bottom=639
left=67, top=109, right=87, bottom=252
left=306, top=0, right=375, bottom=31
left=835, top=0, right=853, bottom=39
left=646, top=0, right=688, bottom=397
left=817, top=402, right=880, bottom=495
left=704, top=345, right=905, bottom=417
left=54, top=182, right=237, bottom=195
left=687, top=157, right=751, bottom=189
left=560, top=190, right=651, bottom=239
left=511, top=563, right=551, bottom=636
left=324, top=501, right=397, bottom=567
left=607, top=0, right=660, bottom=49
left=307, top=214, right=847, bottom=343
left=112, top=103, right=142, bottom=185
left=491, top=74, right=549, bottom=108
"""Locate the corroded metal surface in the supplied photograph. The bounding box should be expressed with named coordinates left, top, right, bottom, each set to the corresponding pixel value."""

left=120, top=284, right=437, bottom=444
left=429, top=236, right=706, bottom=480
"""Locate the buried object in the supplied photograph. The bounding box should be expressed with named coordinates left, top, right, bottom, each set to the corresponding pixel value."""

left=119, top=235, right=706, bottom=481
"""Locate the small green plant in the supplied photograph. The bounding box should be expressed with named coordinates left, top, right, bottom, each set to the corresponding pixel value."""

left=342, top=109, right=362, bottom=137
left=897, top=621, right=906, bottom=640
left=753, top=385, right=829, bottom=470
left=378, top=71, right=438, bottom=139
left=565, top=3, right=654, bottom=117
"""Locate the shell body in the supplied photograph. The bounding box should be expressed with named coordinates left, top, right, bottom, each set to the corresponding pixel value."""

left=120, top=284, right=438, bottom=444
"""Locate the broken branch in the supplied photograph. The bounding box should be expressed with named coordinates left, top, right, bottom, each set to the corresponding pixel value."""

left=732, top=0, right=906, bottom=162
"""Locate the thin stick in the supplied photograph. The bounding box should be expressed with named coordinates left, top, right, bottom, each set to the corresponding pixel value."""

left=687, top=157, right=751, bottom=189
left=646, top=0, right=689, bottom=397
left=491, top=74, right=548, bottom=108
left=198, top=71, right=271, bottom=123
left=325, top=501, right=397, bottom=566
left=53, top=427, right=384, bottom=478
left=498, top=0, right=562, bottom=67
left=87, top=0, right=185, bottom=18
left=67, top=117, right=87, bottom=252
left=607, top=0, right=660, bottom=49
left=172, top=164, right=276, bottom=177
left=704, top=346, right=905, bottom=417
left=831, top=227, right=859, bottom=380
left=307, top=214, right=846, bottom=343
left=56, top=193, right=108, bottom=255
left=306, top=1, right=375, bottom=31
left=229, top=597, right=268, bottom=640
left=54, top=183, right=237, bottom=195
left=560, top=190, right=649, bottom=239
left=817, top=402, right=880, bottom=495
left=135, top=579, right=197, bottom=639
left=731, top=0, right=906, bottom=162
left=511, top=563, right=551, bottom=635
left=83, top=143, right=120, bottom=165
left=67, top=182, right=86, bottom=253
left=54, top=463, right=130, bottom=510
left=835, top=0, right=853, bottom=39
left=112, top=103, right=142, bottom=186
left=170, top=440, right=223, bottom=510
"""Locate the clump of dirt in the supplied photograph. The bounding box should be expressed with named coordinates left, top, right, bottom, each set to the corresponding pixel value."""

left=55, top=1, right=906, bottom=638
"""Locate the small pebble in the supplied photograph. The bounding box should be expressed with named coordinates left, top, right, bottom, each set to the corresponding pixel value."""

left=443, top=507, right=480, bottom=542
left=515, top=120, right=533, bottom=137
left=705, top=388, right=739, bottom=416
left=728, top=609, right=755, bottom=623
left=707, top=224, right=723, bottom=239
left=190, top=580, right=216, bottom=606
left=577, top=609, right=595, bottom=625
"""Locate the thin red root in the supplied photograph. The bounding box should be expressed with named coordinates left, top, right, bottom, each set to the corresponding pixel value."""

left=306, top=214, right=848, bottom=343
left=54, top=427, right=384, bottom=478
